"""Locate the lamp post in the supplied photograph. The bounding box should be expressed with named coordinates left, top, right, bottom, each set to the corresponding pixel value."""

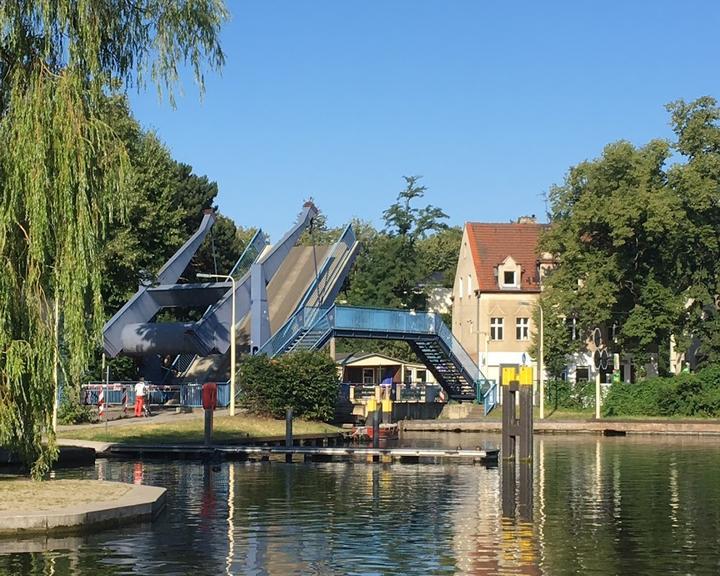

left=521, top=300, right=545, bottom=419
left=198, top=273, right=237, bottom=417
left=538, top=303, right=544, bottom=420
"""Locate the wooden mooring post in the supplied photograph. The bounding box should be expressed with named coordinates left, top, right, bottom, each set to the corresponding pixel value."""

left=501, top=367, right=533, bottom=462
left=501, top=366, right=534, bottom=523
left=285, top=407, right=293, bottom=463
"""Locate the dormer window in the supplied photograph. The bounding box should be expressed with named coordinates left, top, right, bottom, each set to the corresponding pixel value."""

left=498, top=256, right=521, bottom=290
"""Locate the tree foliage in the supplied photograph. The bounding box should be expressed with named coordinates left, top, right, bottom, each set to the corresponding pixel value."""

left=0, top=0, right=226, bottom=476
left=540, top=97, right=720, bottom=375
left=346, top=176, right=448, bottom=311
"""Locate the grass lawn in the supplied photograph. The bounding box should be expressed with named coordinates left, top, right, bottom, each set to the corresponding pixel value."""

left=60, top=415, right=341, bottom=445
left=0, top=480, right=132, bottom=513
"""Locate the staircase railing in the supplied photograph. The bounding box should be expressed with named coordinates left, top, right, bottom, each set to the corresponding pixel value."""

left=229, top=229, right=266, bottom=280
left=284, top=307, right=335, bottom=353
left=433, top=318, right=480, bottom=383
left=258, top=306, right=330, bottom=356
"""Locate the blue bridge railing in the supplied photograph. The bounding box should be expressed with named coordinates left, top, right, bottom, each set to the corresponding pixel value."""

left=81, top=382, right=230, bottom=409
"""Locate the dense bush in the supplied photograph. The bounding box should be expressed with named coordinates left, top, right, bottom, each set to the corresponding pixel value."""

left=238, top=351, right=340, bottom=421
left=603, top=365, right=720, bottom=417
left=57, top=395, right=97, bottom=425
left=544, top=379, right=595, bottom=410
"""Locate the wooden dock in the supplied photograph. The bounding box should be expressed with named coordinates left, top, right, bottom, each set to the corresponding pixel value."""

left=106, top=443, right=499, bottom=464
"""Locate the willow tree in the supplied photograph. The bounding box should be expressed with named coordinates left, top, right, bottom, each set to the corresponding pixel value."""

left=0, top=1, right=227, bottom=477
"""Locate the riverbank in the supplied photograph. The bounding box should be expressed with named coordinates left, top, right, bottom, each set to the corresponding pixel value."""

left=401, top=417, right=720, bottom=435
left=0, top=479, right=165, bottom=538
left=58, top=409, right=340, bottom=445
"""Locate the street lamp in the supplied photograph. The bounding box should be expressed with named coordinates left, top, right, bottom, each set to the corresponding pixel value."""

left=197, top=273, right=237, bottom=417
left=522, top=299, right=545, bottom=419
left=538, top=303, right=544, bottom=420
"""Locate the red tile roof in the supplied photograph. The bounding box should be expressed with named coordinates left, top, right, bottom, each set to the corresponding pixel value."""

left=466, top=222, right=547, bottom=292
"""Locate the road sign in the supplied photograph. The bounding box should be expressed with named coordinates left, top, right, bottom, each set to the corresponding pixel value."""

left=600, top=349, right=608, bottom=371
left=593, top=349, right=601, bottom=369
left=592, top=327, right=602, bottom=348
left=522, top=352, right=527, bottom=365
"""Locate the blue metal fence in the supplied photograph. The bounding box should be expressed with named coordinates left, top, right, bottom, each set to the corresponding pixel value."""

left=82, top=382, right=230, bottom=408
left=180, top=382, right=230, bottom=408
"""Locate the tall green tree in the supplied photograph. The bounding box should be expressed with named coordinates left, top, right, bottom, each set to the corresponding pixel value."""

left=666, top=97, right=720, bottom=367
left=540, top=97, right=720, bottom=376
left=417, top=225, right=463, bottom=288
left=540, top=139, right=682, bottom=374
left=0, top=1, right=226, bottom=476
left=347, top=176, right=448, bottom=310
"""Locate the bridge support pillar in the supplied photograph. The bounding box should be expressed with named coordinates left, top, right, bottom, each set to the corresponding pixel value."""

left=250, top=263, right=270, bottom=352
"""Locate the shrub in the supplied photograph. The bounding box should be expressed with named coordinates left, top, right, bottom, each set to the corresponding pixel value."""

left=238, top=351, right=339, bottom=421
left=57, top=395, right=97, bottom=425
left=544, top=379, right=595, bottom=410
left=602, top=365, right=720, bottom=418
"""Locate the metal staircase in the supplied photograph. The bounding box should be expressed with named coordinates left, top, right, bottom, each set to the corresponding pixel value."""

left=259, top=304, right=498, bottom=410
left=411, top=339, right=476, bottom=400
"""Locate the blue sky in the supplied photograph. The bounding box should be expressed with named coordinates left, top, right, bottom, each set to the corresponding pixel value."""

left=130, top=1, right=720, bottom=240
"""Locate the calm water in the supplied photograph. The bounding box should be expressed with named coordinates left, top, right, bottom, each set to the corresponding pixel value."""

left=1, top=433, right=719, bottom=575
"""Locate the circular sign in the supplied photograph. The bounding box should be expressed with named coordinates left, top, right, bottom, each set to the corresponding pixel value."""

left=593, top=349, right=601, bottom=369
left=600, top=349, right=609, bottom=371
left=593, top=328, right=602, bottom=349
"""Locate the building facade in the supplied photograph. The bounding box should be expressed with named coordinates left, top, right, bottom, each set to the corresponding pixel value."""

left=452, top=217, right=552, bottom=385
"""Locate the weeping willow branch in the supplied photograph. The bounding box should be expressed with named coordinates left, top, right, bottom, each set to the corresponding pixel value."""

left=0, top=1, right=227, bottom=478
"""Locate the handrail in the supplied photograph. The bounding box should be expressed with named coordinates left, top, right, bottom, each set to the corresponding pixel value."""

left=295, top=224, right=356, bottom=312
left=285, top=307, right=334, bottom=352
left=229, top=229, right=267, bottom=279
left=482, top=381, right=498, bottom=414
left=259, top=305, right=331, bottom=356
left=434, top=318, right=482, bottom=382
left=333, top=306, right=436, bottom=334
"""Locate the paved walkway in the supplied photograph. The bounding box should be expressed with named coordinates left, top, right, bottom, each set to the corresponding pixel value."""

left=57, top=407, right=224, bottom=433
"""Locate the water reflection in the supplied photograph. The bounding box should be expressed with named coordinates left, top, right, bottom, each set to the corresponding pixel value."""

left=0, top=434, right=719, bottom=575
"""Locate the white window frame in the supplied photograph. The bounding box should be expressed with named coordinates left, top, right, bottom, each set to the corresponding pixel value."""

left=490, top=317, right=504, bottom=341
left=516, top=317, right=529, bottom=340
left=502, top=270, right=517, bottom=287
left=362, top=368, right=375, bottom=385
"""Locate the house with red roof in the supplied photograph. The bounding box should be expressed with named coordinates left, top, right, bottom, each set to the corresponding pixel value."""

left=452, top=216, right=553, bottom=386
